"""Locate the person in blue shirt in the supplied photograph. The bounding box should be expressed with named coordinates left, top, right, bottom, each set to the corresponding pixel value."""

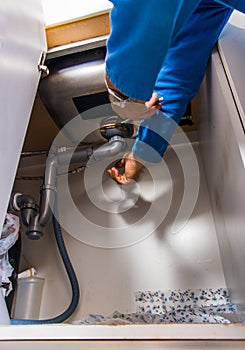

left=105, top=0, right=244, bottom=184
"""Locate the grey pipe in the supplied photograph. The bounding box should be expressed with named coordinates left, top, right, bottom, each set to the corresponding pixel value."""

left=56, top=136, right=127, bottom=164
left=11, top=135, right=127, bottom=239
left=89, top=136, right=127, bottom=162
left=37, top=152, right=57, bottom=228
left=38, top=186, right=56, bottom=228
left=44, top=153, right=57, bottom=186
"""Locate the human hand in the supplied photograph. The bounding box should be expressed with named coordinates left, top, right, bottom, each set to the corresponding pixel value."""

left=106, top=75, right=162, bottom=121
left=111, top=93, right=162, bottom=121
left=145, top=92, right=163, bottom=109
left=107, top=152, right=145, bottom=185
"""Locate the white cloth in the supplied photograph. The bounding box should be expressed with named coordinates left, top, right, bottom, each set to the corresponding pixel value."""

left=0, top=213, right=19, bottom=296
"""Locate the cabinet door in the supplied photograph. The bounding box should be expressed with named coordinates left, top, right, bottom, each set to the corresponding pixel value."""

left=0, top=0, right=46, bottom=233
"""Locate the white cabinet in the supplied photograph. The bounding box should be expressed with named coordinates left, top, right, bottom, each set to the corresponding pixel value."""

left=0, top=0, right=46, bottom=233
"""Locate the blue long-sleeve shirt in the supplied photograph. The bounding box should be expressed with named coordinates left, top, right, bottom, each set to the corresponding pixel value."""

left=105, top=0, right=243, bottom=162
left=106, top=0, right=244, bottom=101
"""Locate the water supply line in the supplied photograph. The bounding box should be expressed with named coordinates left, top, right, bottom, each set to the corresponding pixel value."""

left=11, top=200, right=80, bottom=324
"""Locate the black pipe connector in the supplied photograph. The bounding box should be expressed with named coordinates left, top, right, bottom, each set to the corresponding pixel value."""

left=11, top=193, right=42, bottom=240
left=100, top=116, right=134, bottom=140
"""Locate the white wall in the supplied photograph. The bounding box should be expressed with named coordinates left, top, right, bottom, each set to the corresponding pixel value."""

left=42, top=0, right=112, bottom=26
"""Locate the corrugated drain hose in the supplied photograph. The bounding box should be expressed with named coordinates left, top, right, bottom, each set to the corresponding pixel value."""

left=11, top=195, right=80, bottom=324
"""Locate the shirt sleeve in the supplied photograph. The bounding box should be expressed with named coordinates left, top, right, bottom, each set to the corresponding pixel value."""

left=132, top=0, right=233, bottom=162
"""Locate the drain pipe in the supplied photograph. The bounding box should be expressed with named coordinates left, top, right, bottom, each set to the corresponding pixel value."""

left=11, top=150, right=58, bottom=240
left=11, top=117, right=133, bottom=239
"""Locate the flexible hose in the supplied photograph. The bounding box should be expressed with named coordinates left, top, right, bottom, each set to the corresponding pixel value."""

left=11, top=198, right=80, bottom=325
